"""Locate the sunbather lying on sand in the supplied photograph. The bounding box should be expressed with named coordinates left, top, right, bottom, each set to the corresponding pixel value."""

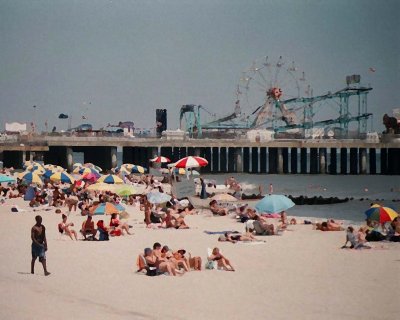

left=209, top=200, right=228, bottom=216
left=219, top=231, right=258, bottom=243
left=315, top=219, right=344, bottom=231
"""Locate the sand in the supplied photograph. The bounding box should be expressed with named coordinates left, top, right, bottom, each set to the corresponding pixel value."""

left=0, top=197, right=399, bottom=320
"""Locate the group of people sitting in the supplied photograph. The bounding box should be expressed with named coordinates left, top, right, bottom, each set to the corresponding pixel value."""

left=139, top=195, right=194, bottom=229
left=341, top=217, right=400, bottom=248
left=137, top=242, right=202, bottom=276
left=58, top=212, right=132, bottom=241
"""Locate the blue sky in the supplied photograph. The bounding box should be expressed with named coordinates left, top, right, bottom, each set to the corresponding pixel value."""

left=0, top=0, right=398, bottom=132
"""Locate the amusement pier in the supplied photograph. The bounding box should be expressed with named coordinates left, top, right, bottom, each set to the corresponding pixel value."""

left=0, top=133, right=399, bottom=175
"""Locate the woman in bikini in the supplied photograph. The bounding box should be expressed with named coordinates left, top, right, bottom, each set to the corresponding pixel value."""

left=208, top=247, right=235, bottom=271
left=58, top=214, right=78, bottom=240
left=110, top=213, right=132, bottom=235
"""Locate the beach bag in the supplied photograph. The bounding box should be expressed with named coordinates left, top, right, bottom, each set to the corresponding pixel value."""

left=146, top=267, right=157, bottom=277
left=150, top=212, right=161, bottom=224
left=205, top=260, right=215, bottom=270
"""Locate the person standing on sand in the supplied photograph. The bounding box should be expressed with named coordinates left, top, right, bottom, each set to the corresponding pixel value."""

left=31, top=215, right=50, bottom=276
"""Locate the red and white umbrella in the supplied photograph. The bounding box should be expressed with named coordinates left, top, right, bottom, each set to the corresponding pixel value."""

left=174, top=156, right=208, bottom=168
left=150, top=156, right=171, bottom=163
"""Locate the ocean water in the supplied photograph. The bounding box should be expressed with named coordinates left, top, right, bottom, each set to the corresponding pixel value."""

left=202, top=173, right=399, bottom=224
left=73, top=151, right=397, bottom=224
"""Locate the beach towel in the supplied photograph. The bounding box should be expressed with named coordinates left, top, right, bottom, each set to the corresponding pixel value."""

left=204, top=230, right=240, bottom=235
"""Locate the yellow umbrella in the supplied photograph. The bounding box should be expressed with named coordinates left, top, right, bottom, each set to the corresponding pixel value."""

left=87, top=183, right=117, bottom=191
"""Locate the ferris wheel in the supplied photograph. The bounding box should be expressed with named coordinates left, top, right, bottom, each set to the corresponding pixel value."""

left=236, top=56, right=312, bottom=129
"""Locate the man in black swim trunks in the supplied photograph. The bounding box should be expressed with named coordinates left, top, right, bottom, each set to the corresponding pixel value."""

left=31, top=215, right=50, bottom=276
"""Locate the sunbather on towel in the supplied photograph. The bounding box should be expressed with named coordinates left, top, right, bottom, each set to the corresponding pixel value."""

left=208, top=247, right=235, bottom=271
left=219, top=232, right=258, bottom=243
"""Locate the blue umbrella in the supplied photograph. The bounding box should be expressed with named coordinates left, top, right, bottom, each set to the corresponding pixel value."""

left=255, top=195, right=295, bottom=214
left=0, top=175, right=15, bottom=183
left=147, top=191, right=171, bottom=204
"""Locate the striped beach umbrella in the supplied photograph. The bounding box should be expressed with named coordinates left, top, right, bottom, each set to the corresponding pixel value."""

left=73, top=163, right=83, bottom=168
left=150, top=156, right=171, bottom=163
left=91, top=202, right=125, bottom=215
left=18, top=171, right=43, bottom=185
left=26, top=164, right=45, bottom=172
left=78, top=167, right=100, bottom=177
left=50, top=172, right=75, bottom=184
left=84, top=163, right=102, bottom=172
left=130, top=165, right=147, bottom=174
left=44, top=164, right=65, bottom=172
left=97, top=174, right=124, bottom=184
left=365, top=206, right=398, bottom=223
left=114, top=165, right=131, bottom=175
left=174, top=156, right=208, bottom=168
left=43, top=170, right=56, bottom=179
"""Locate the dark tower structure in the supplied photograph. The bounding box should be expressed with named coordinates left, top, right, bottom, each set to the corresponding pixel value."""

left=156, top=109, right=167, bottom=137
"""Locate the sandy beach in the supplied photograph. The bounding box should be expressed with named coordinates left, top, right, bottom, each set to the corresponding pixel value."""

left=0, top=196, right=398, bottom=320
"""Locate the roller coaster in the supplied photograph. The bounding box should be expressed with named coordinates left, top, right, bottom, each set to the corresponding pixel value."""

left=180, top=56, right=373, bottom=138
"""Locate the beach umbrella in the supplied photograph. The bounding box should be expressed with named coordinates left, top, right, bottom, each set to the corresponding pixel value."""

left=0, top=174, right=15, bottom=183
left=97, top=174, right=124, bottom=184
left=114, top=165, right=132, bottom=175
left=24, top=161, right=42, bottom=169
left=255, top=194, right=295, bottom=214
left=130, top=165, right=147, bottom=174
left=42, top=170, right=56, bottom=179
left=211, top=193, right=238, bottom=202
left=84, top=163, right=102, bottom=172
left=78, top=167, right=100, bottom=177
left=87, top=183, right=117, bottom=191
left=365, top=206, right=398, bottom=223
left=26, top=164, right=44, bottom=172
left=44, top=164, right=64, bottom=172
left=91, top=202, right=124, bottom=215
left=17, top=171, right=43, bottom=185
left=33, top=169, right=45, bottom=176
left=174, top=156, right=208, bottom=168
left=121, top=163, right=135, bottom=170
left=82, top=172, right=99, bottom=183
left=147, top=191, right=171, bottom=204
left=50, top=172, right=75, bottom=184
left=73, top=162, right=83, bottom=168
left=150, top=156, right=171, bottom=163
left=116, top=185, right=138, bottom=197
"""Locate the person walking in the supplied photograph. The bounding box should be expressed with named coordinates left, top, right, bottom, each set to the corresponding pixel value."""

left=31, top=215, right=50, bottom=276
